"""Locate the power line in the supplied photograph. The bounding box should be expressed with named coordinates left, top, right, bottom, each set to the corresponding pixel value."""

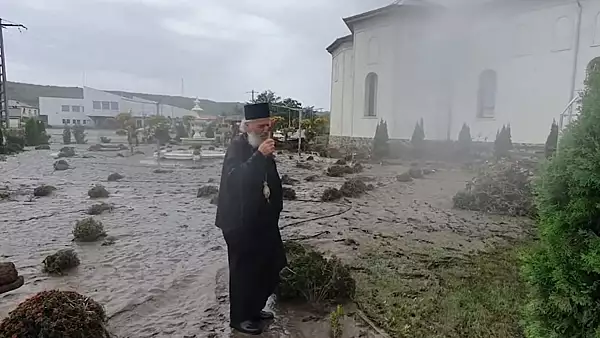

left=0, top=18, right=27, bottom=128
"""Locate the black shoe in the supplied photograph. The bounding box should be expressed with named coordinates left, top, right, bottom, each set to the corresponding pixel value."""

left=258, top=310, right=274, bottom=320
left=230, top=320, right=263, bottom=335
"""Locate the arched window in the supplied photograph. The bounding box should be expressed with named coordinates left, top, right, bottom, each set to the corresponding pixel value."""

left=477, top=69, right=497, bottom=118
left=364, top=72, right=378, bottom=117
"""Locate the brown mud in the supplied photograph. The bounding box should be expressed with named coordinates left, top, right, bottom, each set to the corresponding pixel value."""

left=0, top=144, right=532, bottom=337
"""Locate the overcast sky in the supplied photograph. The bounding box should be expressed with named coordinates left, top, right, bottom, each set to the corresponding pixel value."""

left=2, top=0, right=397, bottom=109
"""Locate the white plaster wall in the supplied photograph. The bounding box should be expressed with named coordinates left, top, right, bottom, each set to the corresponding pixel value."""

left=451, top=2, right=580, bottom=143
left=329, top=43, right=354, bottom=137
left=349, top=16, right=396, bottom=139
left=328, top=1, right=600, bottom=144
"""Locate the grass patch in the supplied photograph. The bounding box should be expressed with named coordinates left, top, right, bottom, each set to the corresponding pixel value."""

left=354, top=245, right=528, bottom=338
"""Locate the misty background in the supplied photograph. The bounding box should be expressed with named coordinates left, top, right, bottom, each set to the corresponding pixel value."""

left=2, top=0, right=477, bottom=107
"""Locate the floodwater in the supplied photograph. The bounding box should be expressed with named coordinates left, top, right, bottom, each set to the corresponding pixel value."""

left=0, top=141, right=532, bottom=337
left=0, top=143, right=379, bottom=338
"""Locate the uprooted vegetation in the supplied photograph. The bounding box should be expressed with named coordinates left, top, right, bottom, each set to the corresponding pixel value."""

left=86, top=202, right=113, bottom=215
left=73, top=218, right=106, bottom=242
left=33, top=184, right=56, bottom=197
left=320, top=177, right=371, bottom=202
left=326, top=163, right=363, bottom=177
left=0, top=290, right=111, bottom=337
left=197, top=185, right=219, bottom=198
left=42, top=249, right=80, bottom=275
left=453, top=160, right=536, bottom=217
left=279, top=241, right=356, bottom=304
left=107, top=173, right=124, bottom=182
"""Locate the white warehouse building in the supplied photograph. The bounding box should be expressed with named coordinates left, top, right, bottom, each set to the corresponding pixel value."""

left=40, top=87, right=196, bottom=128
left=327, top=0, right=600, bottom=145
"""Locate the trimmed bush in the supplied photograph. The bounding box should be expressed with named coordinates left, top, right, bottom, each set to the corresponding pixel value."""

left=62, top=125, right=72, bottom=144
left=42, top=249, right=80, bottom=275
left=279, top=242, right=355, bottom=304
left=521, top=59, right=600, bottom=337
left=73, top=218, right=106, bottom=242
left=411, top=118, right=425, bottom=157
left=0, top=290, right=110, bottom=337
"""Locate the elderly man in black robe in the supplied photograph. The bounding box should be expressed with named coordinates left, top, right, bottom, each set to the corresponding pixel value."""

left=215, top=102, right=287, bottom=335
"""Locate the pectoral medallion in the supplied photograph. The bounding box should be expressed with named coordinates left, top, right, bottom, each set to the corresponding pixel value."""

left=263, top=181, right=271, bottom=201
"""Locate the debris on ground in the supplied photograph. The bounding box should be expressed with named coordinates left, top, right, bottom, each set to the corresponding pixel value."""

left=307, top=156, right=314, bottom=161
left=73, top=218, right=106, bottom=242
left=0, top=155, right=6, bottom=162
left=88, top=184, right=110, bottom=198
left=57, top=146, right=76, bottom=158
left=282, top=187, right=297, bottom=200
left=0, top=262, right=24, bottom=295
left=153, top=168, right=174, bottom=174
left=116, top=153, right=125, bottom=157
left=321, top=188, right=344, bottom=202
left=0, top=290, right=111, bottom=337
left=210, top=194, right=219, bottom=205
left=42, top=249, right=80, bottom=275
left=86, top=202, right=113, bottom=215
left=327, top=165, right=354, bottom=177
left=134, top=150, right=145, bottom=155
left=335, top=159, right=347, bottom=165
left=34, top=145, right=50, bottom=150
left=279, top=241, right=356, bottom=303
left=281, top=174, right=299, bottom=186
left=305, top=175, right=318, bottom=182
left=408, top=167, right=424, bottom=179
left=453, top=160, right=535, bottom=217
left=296, top=162, right=313, bottom=170
left=53, top=159, right=70, bottom=171
left=107, top=173, right=124, bottom=182
left=101, top=236, right=117, bottom=246
left=197, top=185, right=219, bottom=198
left=352, top=163, right=364, bottom=173
left=33, top=184, right=56, bottom=197
left=339, top=178, right=369, bottom=198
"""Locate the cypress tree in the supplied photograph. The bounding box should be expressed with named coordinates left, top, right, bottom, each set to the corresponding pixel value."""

left=522, top=57, right=600, bottom=337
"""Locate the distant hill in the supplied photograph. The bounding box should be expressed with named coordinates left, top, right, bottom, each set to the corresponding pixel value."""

left=6, top=82, right=244, bottom=117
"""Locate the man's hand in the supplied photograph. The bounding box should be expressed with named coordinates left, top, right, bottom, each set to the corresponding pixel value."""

left=258, top=138, right=275, bottom=156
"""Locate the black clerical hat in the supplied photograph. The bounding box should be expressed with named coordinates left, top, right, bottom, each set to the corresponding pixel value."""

left=244, top=103, right=271, bottom=120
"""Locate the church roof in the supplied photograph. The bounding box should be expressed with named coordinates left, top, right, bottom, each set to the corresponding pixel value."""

left=343, top=0, right=442, bottom=32
left=327, top=0, right=442, bottom=53
left=326, top=35, right=353, bottom=54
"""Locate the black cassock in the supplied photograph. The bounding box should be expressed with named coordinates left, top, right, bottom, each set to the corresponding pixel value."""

left=215, top=134, right=287, bottom=323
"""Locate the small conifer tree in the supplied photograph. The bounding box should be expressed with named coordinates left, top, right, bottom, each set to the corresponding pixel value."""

left=544, top=120, right=559, bottom=159
left=494, top=124, right=512, bottom=158
left=522, top=58, right=600, bottom=337
left=458, top=123, right=472, bottom=154
left=411, top=118, right=425, bottom=157
left=373, top=119, right=389, bottom=158
left=63, top=125, right=72, bottom=145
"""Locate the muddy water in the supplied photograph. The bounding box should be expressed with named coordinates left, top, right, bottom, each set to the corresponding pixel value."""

left=0, top=145, right=378, bottom=338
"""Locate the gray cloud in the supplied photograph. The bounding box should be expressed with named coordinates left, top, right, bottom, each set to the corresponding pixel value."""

left=2, top=0, right=391, bottom=108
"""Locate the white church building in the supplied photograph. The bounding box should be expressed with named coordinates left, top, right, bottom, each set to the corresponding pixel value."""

left=327, top=0, right=600, bottom=145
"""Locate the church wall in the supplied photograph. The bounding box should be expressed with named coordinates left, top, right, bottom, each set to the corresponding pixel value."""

left=329, top=1, right=600, bottom=146
left=347, top=16, right=397, bottom=140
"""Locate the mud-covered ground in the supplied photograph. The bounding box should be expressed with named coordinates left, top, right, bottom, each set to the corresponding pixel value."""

left=0, top=143, right=533, bottom=337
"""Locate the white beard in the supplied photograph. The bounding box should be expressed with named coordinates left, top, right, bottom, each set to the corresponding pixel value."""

left=247, top=132, right=263, bottom=148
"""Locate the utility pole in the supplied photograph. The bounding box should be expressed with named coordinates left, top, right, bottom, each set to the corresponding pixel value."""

left=246, top=90, right=257, bottom=103
left=0, top=19, right=27, bottom=128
